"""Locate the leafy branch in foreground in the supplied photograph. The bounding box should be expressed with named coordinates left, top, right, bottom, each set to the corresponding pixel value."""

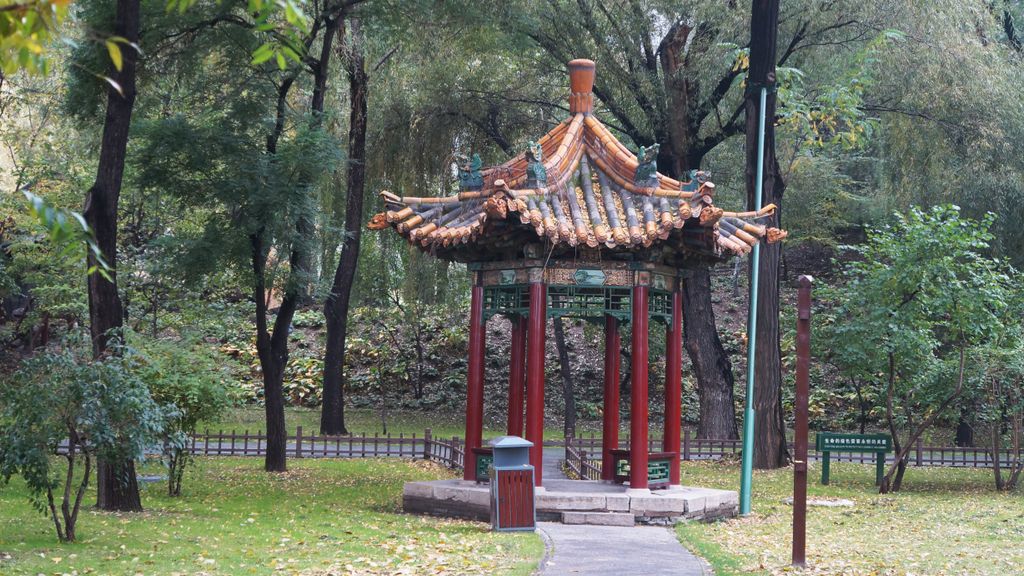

left=22, top=190, right=111, bottom=279
left=0, top=0, right=70, bottom=75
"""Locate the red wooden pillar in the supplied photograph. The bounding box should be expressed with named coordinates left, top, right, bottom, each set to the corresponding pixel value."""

left=664, top=287, right=683, bottom=486
left=507, top=315, right=527, bottom=437
left=462, top=281, right=486, bottom=481
left=630, top=285, right=649, bottom=490
left=526, top=281, right=547, bottom=486
left=601, top=315, right=621, bottom=481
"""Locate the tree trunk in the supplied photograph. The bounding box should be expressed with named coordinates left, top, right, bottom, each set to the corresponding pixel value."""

left=880, top=349, right=967, bottom=493
left=891, top=456, right=908, bottom=491
left=251, top=225, right=299, bottom=472
left=260, top=339, right=289, bottom=472
left=321, top=19, right=367, bottom=436
left=993, top=422, right=1004, bottom=490
left=745, top=0, right=789, bottom=469
left=85, top=0, right=143, bottom=511
left=1009, top=413, right=1024, bottom=490
left=684, top=268, right=739, bottom=440
left=553, top=316, right=576, bottom=439
left=252, top=65, right=306, bottom=471
left=658, top=28, right=739, bottom=441
left=97, top=459, right=141, bottom=512
left=955, top=414, right=974, bottom=447
left=853, top=378, right=868, bottom=433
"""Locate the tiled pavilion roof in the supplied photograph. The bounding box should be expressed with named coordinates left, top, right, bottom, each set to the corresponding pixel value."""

left=369, top=59, right=785, bottom=265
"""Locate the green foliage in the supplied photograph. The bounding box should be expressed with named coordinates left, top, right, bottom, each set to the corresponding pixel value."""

left=0, top=333, right=170, bottom=541
left=291, top=308, right=323, bottom=328
left=0, top=260, right=12, bottom=298
left=826, top=205, right=1011, bottom=381
left=822, top=205, right=1015, bottom=488
left=22, top=190, right=110, bottom=277
left=132, top=100, right=341, bottom=294
left=226, top=304, right=469, bottom=411
left=133, top=334, right=232, bottom=495
left=0, top=187, right=90, bottom=349
left=778, top=29, right=903, bottom=150
left=0, top=0, right=69, bottom=75
left=963, top=291, right=1024, bottom=489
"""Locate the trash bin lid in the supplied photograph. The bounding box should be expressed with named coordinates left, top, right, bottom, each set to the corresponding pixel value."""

left=489, top=436, right=534, bottom=449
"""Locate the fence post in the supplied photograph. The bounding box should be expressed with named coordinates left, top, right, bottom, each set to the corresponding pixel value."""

left=683, top=429, right=691, bottom=461
left=915, top=438, right=923, bottom=466
left=296, top=426, right=303, bottom=459
left=791, top=275, right=813, bottom=567
left=423, top=428, right=432, bottom=461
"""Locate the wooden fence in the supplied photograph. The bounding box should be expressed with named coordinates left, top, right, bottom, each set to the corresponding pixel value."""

left=190, top=427, right=466, bottom=469
left=179, top=427, right=1021, bottom=471
left=563, top=440, right=601, bottom=480
left=563, top=430, right=1024, bottom=469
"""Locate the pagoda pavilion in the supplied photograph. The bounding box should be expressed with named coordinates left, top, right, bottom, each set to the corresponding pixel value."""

left=370, top=59, right=784, bottom=490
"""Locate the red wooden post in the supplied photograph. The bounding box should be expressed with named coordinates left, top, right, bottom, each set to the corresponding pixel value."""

left=664, top=288, right=683, bottom=486
left=630, top=285, right=649, bottom=490
left=463, top=281, right=487, bottom=481
left=526, top=280, right=547, bottom=486
left=602, top=314, right=621, bottom=481
left=508, top=314, right=527, bottom=436
left=792, top=275, right=813, bottom=567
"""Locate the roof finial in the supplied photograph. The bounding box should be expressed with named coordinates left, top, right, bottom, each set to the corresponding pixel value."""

left=568, top=59, right=595, bottom=114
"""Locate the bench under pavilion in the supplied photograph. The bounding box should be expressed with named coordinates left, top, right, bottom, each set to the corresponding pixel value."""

left=370, top=59, right=784, bottom=492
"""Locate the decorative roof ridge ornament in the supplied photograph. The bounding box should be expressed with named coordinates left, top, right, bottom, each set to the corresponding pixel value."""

left=456, top=152, right=484, bottom=191
left=525, top=141, right=547, bottom=188
left=568, top=58, right=596, bottom=115
left=767, top=227, right=788, bottom=243
left=634, top=143, right=660, bottom=191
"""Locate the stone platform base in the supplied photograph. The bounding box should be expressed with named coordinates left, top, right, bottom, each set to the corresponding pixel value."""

left=403, top=479, right=737, bottom=526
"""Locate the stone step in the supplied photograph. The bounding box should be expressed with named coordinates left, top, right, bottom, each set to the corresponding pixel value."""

left=561, top=511, right=635, bottom=527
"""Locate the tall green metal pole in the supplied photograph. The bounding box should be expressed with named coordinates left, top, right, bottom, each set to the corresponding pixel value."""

left=739, top=86, right=768, bottom=516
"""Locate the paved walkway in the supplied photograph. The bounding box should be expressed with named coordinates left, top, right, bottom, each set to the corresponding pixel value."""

left=542, top=447, right=569, bottom=480
left=537, top=522, right=708, bottom=575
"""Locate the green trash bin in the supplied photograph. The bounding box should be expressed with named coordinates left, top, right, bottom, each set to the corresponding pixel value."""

left=489, top=436, right=535, bottom=532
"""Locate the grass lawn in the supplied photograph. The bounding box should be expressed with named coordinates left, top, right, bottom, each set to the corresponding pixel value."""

left=205, top=406, right=605, bottom=440
left=204, top=407, right=487, bottom=440
left=0, top=458, right=542, bottom=575
left=677, top=460, right=1024, bottom=575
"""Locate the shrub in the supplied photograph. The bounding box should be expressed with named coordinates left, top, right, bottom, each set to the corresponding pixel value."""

left=134, top=335, right=233, bottom=496
left=0, top=334, right=170, bottom=542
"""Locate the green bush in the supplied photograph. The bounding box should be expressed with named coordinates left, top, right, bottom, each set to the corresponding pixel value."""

left=0, top=334, right=170, bottom=542
left=133, top=334, right=233, bottom=496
